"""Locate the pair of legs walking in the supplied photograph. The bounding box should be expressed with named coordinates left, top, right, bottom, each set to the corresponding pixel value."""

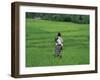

left=55, top=45, right=62, bottom=58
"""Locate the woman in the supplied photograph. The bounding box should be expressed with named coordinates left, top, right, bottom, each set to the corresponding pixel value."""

left=55, top=32, right=63, bottom=58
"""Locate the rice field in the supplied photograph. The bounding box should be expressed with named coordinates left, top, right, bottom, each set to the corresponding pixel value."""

left=26, top=19, right=89, bottom=67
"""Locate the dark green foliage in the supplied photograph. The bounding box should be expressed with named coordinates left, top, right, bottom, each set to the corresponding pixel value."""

left=26, top=12, right=89, bottom=24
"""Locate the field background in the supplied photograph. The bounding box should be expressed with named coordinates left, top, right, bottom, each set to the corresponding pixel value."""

left=26, top=13, right=89, bottom=67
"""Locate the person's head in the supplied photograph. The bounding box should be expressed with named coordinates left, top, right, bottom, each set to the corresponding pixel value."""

left=57, top=32, right=61, bottom=37
left=55, top=32, right=61, bottom=42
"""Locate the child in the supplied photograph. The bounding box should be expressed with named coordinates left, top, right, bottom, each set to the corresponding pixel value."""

left=55, top=32, right=63, bottom=58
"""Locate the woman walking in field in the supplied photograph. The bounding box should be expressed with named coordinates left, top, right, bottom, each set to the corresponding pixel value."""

left=55, top=32, right=63, bottom=58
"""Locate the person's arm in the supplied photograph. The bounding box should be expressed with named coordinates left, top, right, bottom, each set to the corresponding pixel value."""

left=61, top=43, right=63, bottom=46
left=61, top=38, right=63, bottom=50
left=60, top=37, right=63, bottom=46
left=59, top=37, right=63, bottom=42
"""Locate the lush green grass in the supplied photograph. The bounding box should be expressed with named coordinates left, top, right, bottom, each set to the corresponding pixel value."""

left=26, top=19, right=89, bottom=67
